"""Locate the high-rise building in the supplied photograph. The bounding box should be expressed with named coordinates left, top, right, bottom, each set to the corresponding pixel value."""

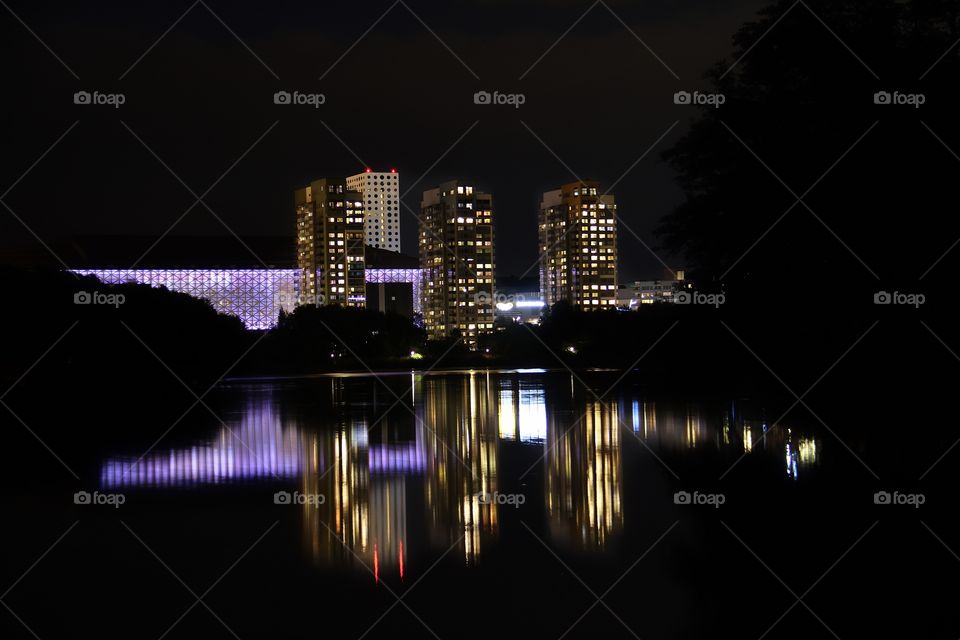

left=539, top=180, right=618, bottom=309
left=419, top=180, right=495, bottom=348
left=295, top=178, right=366, bottom=307
left=346, top=169, right=401, bottom=253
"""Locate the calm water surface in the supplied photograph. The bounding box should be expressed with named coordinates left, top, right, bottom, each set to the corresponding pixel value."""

left=99, top=370, right=820, bottom=568
left=13, top=370, right=922, bottom=640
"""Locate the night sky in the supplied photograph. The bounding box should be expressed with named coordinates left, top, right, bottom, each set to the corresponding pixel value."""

left=3, top=0, right=767, bottom=279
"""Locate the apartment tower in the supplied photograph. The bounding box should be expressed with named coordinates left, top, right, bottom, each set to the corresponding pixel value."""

left=346, top=169, right=401, bottom=253
left=539, top=180, right=618, bottom=308
left=295, top=178, right=366, bottom=307
left=419, top=180, right=495, bottom=348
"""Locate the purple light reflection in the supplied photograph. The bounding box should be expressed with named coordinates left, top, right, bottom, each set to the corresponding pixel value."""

left=368, top=443, right=426, bottom=474
left=100, top=399, right=305, bottom=488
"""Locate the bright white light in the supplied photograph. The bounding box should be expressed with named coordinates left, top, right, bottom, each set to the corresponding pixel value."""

left=496, top=302, right=514, bottom=311
left=515, top=300, right=545, bottom=308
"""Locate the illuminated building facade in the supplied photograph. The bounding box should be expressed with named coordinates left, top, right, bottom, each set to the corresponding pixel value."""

left=539, top=180, right=618, bottom=309
left=70, top=268, right=422, bottom=330
left=346, top=169, right=401, bottom=253
left=419, top=180, right=496, bottom=348
left=295, top=178, right=366, bottom=307
left=71, top=268, right=299, bottom=330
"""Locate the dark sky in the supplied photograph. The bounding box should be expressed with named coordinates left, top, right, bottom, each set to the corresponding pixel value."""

left=2, top=0, right=768, bottom=279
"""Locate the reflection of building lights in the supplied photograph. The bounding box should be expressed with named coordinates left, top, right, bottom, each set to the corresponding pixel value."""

left=518, top=385, right=547, bottom=443
left=101, top=397, right=304, bottom=487
left=546, top=400, right=623, bottom=549
left=499, top=388, right=516, bottom=440
left=786, top=443, right=799, bottom=479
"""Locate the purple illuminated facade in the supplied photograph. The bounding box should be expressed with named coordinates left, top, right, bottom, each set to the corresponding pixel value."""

left=71, top=267, right=422, bottom=329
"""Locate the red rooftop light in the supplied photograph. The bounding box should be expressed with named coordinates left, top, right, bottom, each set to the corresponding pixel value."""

left=390, top=168, right=397, bottom=173
left=365, top=167, right=372, bottom=173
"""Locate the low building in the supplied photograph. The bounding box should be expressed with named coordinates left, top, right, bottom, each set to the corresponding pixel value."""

left=617, top=272, right=692, bottom=308
left=494, top=276, right=545, bottom=324
left=364, top=245, right=419, bottom=317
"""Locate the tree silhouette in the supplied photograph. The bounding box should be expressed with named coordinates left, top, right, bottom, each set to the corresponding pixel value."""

left=658, top=0, right=960, bottom=302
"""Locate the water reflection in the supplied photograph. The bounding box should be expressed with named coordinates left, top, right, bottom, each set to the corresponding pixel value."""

left=100, top=397, right=305, bottom=487
left=99, top=372, right=821, bottom=573
left=546, top=400, right=622, bottom=549
left=420, top=373, right=500, bottom=564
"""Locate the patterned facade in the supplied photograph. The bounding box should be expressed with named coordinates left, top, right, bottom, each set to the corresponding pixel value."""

left=71, top=268, right=422, bottom=330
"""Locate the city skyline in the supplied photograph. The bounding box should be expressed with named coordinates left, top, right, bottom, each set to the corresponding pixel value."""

left=3, top=1, right=957, bottom=638
left=1, top=1, right=772, bottom=281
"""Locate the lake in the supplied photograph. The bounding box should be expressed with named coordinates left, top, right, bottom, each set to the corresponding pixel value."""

left=2, top=369, right=951, bottom=639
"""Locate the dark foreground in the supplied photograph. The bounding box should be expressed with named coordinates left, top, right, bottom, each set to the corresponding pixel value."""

left=1, top=370, right=956, bottom=639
